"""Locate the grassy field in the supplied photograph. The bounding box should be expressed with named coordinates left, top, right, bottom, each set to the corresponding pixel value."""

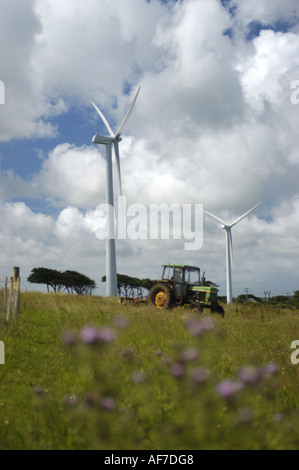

left=0, top=291, right=298, bottom=450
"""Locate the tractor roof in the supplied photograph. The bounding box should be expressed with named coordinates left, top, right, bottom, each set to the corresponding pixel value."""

left=162, top=264, right=199, bottom=271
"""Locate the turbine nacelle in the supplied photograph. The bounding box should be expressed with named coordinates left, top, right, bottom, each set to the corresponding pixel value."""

left=92, top=132, right=122, bottom=145
left=92, top=133, right=113, bottom=145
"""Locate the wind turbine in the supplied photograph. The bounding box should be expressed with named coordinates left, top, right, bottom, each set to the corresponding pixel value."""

left=203, top=203, right=261, bottom=304
left=91, top=86, right=140, bottom=296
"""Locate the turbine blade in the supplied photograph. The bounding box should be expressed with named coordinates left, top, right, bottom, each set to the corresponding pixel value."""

left=115, top=86, right=140, bottom=138
left=228, top=229, right=234, bottom=271
left=114, top=142, right=122, bottom=195
left=230, top=202, right=261, bottom=227
left=91, top=101, right=115, bottom=137
left=202, top=208, right=226, bottom=226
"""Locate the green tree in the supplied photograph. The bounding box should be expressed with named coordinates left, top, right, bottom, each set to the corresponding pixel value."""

left=28, top=268, right=96, bottom=295
left=101, top=274, right=154, bottom=298
left=27, top=267, right=64, bottom=293
left=63, top=270, right=96, bottom=295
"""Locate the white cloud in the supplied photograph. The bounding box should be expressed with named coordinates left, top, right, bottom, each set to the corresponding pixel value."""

left=237, top=30, right=299, bottom=111
left=33, top=143, right=106, bottom=208
left=0, top=202, right=58, bottom=284
left=0, top=0, right=61, bottom=141
left=32, top=0, right=168, bottom=110
left=54, top=205, right=106, bottom=240
left=0, top=202, right=54, bottom=239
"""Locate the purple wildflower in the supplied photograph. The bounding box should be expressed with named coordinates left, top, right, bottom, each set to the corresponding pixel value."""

left=181, top=347, right=199, bottom=362
left=79, top=326, right=115, bottom=345
left=96, top=327, right=116, bottom=343
left=199, top=316, right=215, bottom=332
left=186, top=316, right=215, bottom=337
left=216, top=379, right=244, bottom=399
left=186, top=319, right=202, bottom=337
left=80, top=326, right=99, bottom=344
left=189, top=367, right=210, bottom=384
left=101, top=396, right=116, bottom=410
left=263, top=362, right=279, bottom=376
left=170, top=363, right=184, bottom=378
left=238, top=366, right=262, bottom=385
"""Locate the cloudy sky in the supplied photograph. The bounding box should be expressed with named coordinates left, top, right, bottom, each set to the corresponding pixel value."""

left=0, top=0, right=299, bottom=298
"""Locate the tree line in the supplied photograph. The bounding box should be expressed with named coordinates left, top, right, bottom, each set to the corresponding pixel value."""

left=101, top=274, right=154, bottom=298
left=27, top=268, right=96, bottom=295
left=27, top=268, right=153, bottom=298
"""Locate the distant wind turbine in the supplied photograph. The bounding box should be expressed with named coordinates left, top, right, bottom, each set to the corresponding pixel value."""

left=91, top=86, right=140, bottom=296
left=203, top=203, right=261, bottom=304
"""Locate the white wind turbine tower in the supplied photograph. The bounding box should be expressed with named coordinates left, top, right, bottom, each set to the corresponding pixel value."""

left=203, top=203, right=261, bottom=304
left=91, top=86, right=140, bottom=296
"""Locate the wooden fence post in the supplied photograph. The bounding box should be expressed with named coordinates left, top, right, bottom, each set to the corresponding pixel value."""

left=5, top=268, right=20, bottom=323
left=14, top=277, right=20, bottom=317
left=13, top=267, right=20, bottom=317
left=6, top=277, right=13, bottom=323
left=4, top=277, right=7, bottom=307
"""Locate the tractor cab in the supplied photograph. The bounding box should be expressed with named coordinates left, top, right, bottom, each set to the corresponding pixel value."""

left=161, top=265, right=200, bottom=284
left=161, top=264, right=201, bottom=301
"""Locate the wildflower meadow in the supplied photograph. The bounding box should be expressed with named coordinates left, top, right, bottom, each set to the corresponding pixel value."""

left=0, top=291, right=298, bottom=450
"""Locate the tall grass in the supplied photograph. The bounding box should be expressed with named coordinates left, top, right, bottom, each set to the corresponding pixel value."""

left=0, top=291, right=298, bottom=450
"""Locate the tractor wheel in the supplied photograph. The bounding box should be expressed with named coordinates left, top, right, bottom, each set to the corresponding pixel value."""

left=189, top=302, right=203, bottom=313
left=148, top=284, right=174, bottom=309
left=211, top=305, right=225, bottom=318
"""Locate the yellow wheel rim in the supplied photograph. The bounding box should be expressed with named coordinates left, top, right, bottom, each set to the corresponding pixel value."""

left=155, top=292, right=167, bottom=309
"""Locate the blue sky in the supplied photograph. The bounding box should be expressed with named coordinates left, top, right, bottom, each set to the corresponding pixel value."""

left=0, top=0, right=299, bottom=298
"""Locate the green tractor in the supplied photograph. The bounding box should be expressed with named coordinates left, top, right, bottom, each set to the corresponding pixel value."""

left=148, top=264, right=225, bottom=317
